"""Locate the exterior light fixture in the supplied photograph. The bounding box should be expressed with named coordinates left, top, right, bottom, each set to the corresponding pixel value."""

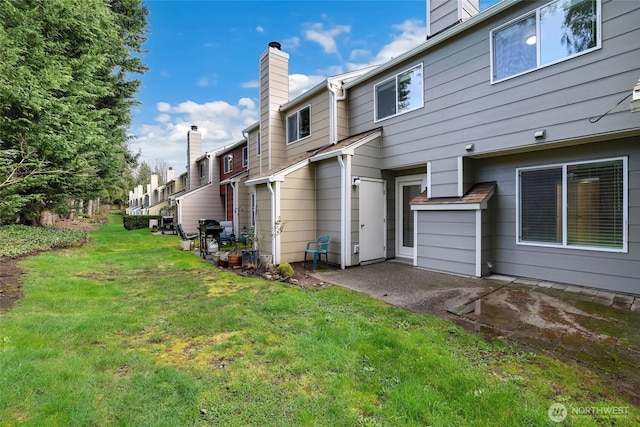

left=526, top=35, right=537, bottom=45
left=465, top=143, right=474, bottom=152
left=352, top=176, right=361, bottom=187
left=534, top=129, right=546, bottom=140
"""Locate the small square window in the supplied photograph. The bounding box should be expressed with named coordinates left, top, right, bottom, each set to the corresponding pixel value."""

left=224, top=155, right=233, bottom=174
left=286, top=105, right=311, bottom=144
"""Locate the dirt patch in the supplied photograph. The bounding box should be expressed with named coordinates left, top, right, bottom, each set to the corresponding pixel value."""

left=460, top=286, right=640, bottom=406
left=0, top=218, right=99, bottom=312
left=0, top=257, right=24, bottom=313
left=217, top=261, right=332, bottom=288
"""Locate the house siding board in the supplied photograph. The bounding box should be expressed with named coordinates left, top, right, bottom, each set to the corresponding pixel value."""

left=417, top=210, right=475, bottom=276
left=475, top=138, right=640, bottom=293
left=349, top=0, right=640, bottom=198
left=284, top=94, right=331, bottom=159
left=429, top=0, right=458, bottom=36
left=177, top=185, right=224, bottom=235
left=280, top=167, right=317, bottom=263
left=316, top=160, right=342, bottom=265
left=254, top=185, right=273, bottom=255
left=352, top=139, right=382, bottom=179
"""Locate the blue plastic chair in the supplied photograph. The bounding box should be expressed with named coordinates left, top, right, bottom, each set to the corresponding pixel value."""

left=303, top=235, right=331, bottom=271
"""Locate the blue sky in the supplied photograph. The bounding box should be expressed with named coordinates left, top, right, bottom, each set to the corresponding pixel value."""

left=130, top=0, right=498, bottom=170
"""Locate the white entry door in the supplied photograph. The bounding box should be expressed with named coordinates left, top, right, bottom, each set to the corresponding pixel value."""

left=359, top=179, right=386, bottom=262
left=396, top=175, right=425, bottom=258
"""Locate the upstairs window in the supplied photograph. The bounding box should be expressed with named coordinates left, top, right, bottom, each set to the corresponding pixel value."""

left=517, top=157, right=627, bottom=252
left=199, top=162, right=205, bottom=178
left=286, top=105, right=311, bottom=144
left=224, top=154, right=233, bottom=174
left=242, top=146, right=248, bottom=168
left=491, top=0, right=600, bottom=82
left=374, top=63, right=423, bottom=122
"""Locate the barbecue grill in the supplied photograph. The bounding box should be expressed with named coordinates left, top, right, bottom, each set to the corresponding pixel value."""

left=198, top=219, right=224, bottom=258
left=161, top=216, right=174, bottom=234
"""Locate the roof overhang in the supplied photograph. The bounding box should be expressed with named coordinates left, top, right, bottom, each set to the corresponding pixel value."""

left=310, top=128, right=382, bottom=162
left=220, top=171, right=248, bottom=185
left=411, top=182, right=496, bottom=211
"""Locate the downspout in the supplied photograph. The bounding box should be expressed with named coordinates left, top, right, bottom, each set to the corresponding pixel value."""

left=337, top=156, right=346, bottom=269
left=326, top=81, right=347, bottom=145
left=229, top=181, right=238, bottom=237
left=267, top=180, right=277, bottom=263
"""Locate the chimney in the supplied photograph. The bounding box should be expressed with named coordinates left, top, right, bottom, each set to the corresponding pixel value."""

left=150, top=173, right=159, bottom=204
left=427, top=0, right=479, bottom=38
left=166, top=166, right=175, bottom=182
left=260, top=41, right=289, bottom=170
left=187, top=125, right=202, bottom=190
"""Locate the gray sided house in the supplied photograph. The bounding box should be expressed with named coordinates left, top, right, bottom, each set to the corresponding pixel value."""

left=343, top=0, right=640, bottom=294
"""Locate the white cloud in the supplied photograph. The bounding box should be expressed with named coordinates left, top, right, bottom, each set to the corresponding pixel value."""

left=130, top=98, right=259, bottom=169
left=282, top=36, right=300, bottom=51
left=304, top=23, right=350, bottom=55
left=349, top=48, right=371, bottom=61
left=256, top=25, right=264, bottom=33
left=374, top=19, right=426, bottom=63
left=155, top=113, right=171, bottom=123
left=241, top=80, right=260, bottom=89
left=157, top=102, right=171, bottom=112
left=197, top=77, right=209, bottom=87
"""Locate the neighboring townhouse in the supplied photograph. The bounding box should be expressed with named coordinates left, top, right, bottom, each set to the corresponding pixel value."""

left=244, top=41, right=378, bottom=265
left=172, top=126, right=226, bottom=234
left=340, top=0, right=639, bottom=293
left=218, top=138, right=250, bottom=238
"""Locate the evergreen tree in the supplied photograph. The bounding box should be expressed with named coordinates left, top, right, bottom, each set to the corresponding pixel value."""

left=0, top=0, right=148, bottom=224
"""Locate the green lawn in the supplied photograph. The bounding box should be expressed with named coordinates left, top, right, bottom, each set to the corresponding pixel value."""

left=0, top=215, right=637, bottom=426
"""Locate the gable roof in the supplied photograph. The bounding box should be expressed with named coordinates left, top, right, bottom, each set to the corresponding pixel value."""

left=245, top=128, right=383, bottom=185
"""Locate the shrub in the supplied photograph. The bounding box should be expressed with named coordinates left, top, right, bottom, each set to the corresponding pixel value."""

left=122, top=215, right=161, bottom=231
left=0, top=225, right=88, bottom=257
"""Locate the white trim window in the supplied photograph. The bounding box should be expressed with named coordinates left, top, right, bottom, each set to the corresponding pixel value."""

left=491, top=0, right=601, bottom=82
left=224, top=154, right=233, bottom=174
left=374, top=63, right=423, bottom=122
left=242, top=146, right=248, bottom=168
left=516, top=157, right=627, bottom=252
left=286, top=105, right=311, bottom=144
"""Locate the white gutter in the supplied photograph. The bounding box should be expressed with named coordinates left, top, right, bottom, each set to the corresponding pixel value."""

left=229, top=181, right=239, bottom=236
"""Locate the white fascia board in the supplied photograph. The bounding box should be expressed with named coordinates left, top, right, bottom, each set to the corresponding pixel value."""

left=245, top=159, right=308, bottom=185
left=411, top=203, right=482, bottom=211
left=220, top=171, right=248, bottom=185
left=310, top=130, right=382, bottom=162
left=243, top=121, right=259, bottom=133
left=344, top=0, right=520, bottom=89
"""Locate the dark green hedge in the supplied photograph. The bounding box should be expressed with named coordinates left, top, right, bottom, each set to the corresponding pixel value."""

left=122, top=215, right=162, bottom=230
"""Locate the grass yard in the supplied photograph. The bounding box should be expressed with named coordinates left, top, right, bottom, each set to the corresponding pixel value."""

left=0, top=215, right=637, bottom=426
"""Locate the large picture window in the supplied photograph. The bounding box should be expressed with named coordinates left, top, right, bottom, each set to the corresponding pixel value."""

left=491, top=0, right=600, bottom=82
left=374, top=63, right=423, bottom=121
left=286, top=105, right=310, bottom=144
left=517, top=157, right=627, bottom=252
